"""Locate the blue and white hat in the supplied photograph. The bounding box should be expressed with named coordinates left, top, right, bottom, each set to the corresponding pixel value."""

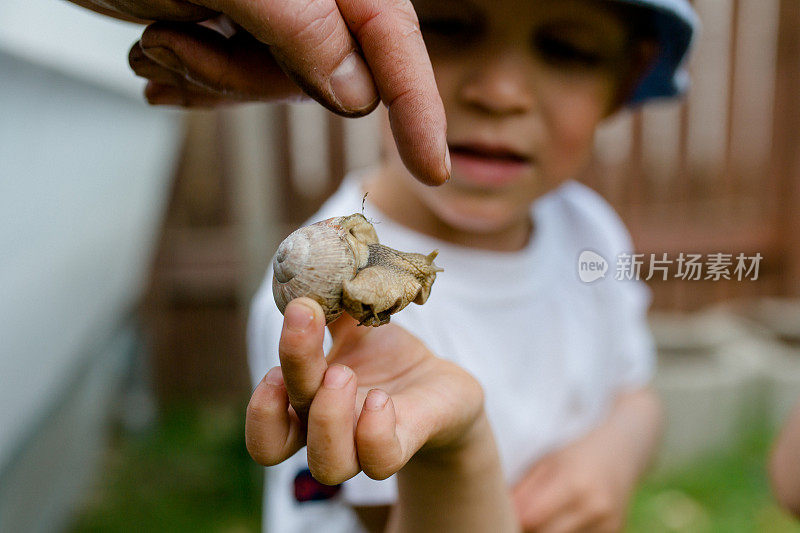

left=611, top=0, right=699, bottom=105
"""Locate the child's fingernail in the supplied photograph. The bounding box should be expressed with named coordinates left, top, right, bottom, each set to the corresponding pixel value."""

left=324, top=365, right=352, bottom=389
left=285, top=301, right=315, bottom=331
left=264, top=366, right=284, bottom=386
left=364, top=389, right=389, bottom=411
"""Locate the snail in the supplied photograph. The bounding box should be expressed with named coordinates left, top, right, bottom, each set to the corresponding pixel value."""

left=272, top=213, right=443, bottom=326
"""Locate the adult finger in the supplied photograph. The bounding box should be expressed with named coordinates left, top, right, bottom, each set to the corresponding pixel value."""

left=278, top=298, right=329, bottom=420
left=306, top=365, right=361, bottom=484
left=131, top=43, right=233, bottom=106
left=336, top=0, right=450, bottom=185
left=130, top=43, right=185, bottom=86
left=188, top=0, right=379, bottom=116
left=139, top=22, right=304, bottom=101
left=104, top=0, right=216, bottom=22
left=245, top=367, right=306, bottom=466
left=145, top=81, right=231, bottom=108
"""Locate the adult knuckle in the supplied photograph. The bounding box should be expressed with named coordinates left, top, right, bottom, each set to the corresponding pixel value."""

left=290, top=0, right=343, bottom=48
left=354, top=2, right=420, bottom=43
left=386, top=0, right=420, bottom=25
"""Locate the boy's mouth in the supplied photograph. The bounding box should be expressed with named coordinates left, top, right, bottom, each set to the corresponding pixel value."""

left=448, top=142, right=533, bottom=188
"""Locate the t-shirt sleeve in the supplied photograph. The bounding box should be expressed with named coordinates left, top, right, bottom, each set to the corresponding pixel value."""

left=606, top=274, right=656, bottom=390
left=562, top=182, right=657, bottom=391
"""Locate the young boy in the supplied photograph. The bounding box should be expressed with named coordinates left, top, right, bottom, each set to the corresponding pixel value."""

left=246, top=0, right=698, bottom=531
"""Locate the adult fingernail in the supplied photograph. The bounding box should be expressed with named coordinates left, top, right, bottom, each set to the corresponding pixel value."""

left=323, top=365, right=352, bottom=389
left=285, top=301, right=315, bottom=331
left=330, top=52, right=379, bottom=112
left=444, top=144, right=452, bottom=181
left=364, top=389, right=389, bottom=410
left=264, top=366, right=284, bottom=386
left=142, top=46, right=186, bottom=75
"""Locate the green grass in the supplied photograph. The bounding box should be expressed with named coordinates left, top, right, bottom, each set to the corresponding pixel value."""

left=71, top=402, right=262, bottom=533
left=72, top=403, right=800, bottom=532
left=629, top=429, right=800, bottom=533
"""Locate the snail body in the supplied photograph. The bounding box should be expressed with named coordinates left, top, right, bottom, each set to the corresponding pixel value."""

left=272, top=213, right=442, bottom=326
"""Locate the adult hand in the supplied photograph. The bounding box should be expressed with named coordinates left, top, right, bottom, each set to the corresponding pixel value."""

left=245, top=297, right=484, bottom=484
left=77, top=0, right=450, bottom=184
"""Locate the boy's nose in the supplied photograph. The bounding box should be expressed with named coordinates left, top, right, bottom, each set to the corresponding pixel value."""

left=459, top=56, right=536, bottom=116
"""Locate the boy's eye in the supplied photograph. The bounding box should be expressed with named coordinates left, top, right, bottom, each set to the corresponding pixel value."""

left=532, top=32, right=613, bottom=70
left=419, top=17, right=484, bottom=47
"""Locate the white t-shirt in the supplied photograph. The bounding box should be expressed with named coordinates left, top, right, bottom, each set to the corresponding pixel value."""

left=248, top=174, right=655, bottom=533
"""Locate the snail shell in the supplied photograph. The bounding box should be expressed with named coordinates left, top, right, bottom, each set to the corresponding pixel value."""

left=272, top=213, right=443, bottom=326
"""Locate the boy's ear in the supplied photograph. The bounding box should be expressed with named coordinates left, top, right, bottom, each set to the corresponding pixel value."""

left=605, top=39, right=660, bottom=117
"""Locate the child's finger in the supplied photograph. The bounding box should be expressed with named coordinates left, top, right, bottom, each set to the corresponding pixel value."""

left=512, top=459, right=557, bottom=510
left=355, top=389, right=404, bottom=480
left=278, top=298, right=329, bottom=420
left=538, top=509, right=590, bottom=533
left=245, top=367, right=305, bottom=466
left=517, top=479, right=577, bottom=531
left=306, top=365, right=361, bottom=485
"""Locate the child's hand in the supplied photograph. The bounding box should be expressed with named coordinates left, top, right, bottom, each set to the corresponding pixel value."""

left=245, top=297, right=484, bottom=484
left=511, top=438, right=631, bottom=532
left=511, top=389, right=661, bottom=533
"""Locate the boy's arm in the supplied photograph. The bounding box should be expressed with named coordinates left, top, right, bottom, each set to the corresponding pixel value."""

left=770, top=398, right=800, bottom=517
left=354, top=414, right=518, bottom=533
left=391, top=413, right=519, bottom=533
left=512, top=387, right=662, bottom=532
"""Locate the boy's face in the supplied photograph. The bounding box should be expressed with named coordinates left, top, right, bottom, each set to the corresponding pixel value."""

left=381, top=0, right=637, bottom=236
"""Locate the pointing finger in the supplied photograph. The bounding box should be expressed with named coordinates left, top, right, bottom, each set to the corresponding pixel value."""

left=337, top=0, right=450, bottom=185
